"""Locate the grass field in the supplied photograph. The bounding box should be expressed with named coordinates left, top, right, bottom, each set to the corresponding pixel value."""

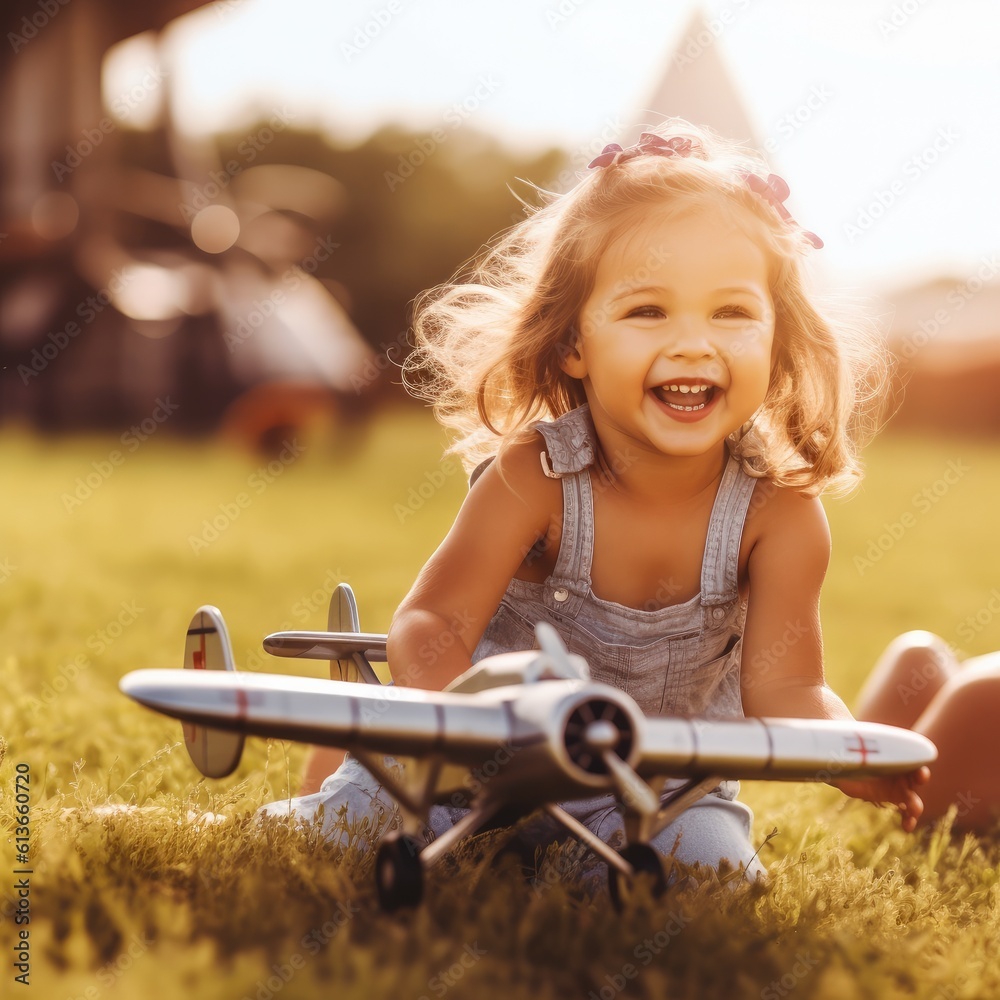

left=2, top=408, right=999, bottom=999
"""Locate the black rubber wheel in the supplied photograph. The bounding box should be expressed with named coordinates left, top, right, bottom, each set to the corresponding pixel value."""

left=608, top=843, right=667, bottom=911
left=374, top=833, right=424, bottom=912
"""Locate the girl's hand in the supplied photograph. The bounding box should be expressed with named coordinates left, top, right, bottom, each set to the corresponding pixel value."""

left=834, top=766, right=931, bottom=832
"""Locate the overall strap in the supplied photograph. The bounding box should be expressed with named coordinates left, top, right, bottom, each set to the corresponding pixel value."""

left=700, top=451, right=758, bottom=605
left=547, top=471, right=594, bottom=592
left=468, top=404, right=596, bottom=487
left=466, top=452, right=592, bottom=617
left=535, top=407, right=596, bottom=615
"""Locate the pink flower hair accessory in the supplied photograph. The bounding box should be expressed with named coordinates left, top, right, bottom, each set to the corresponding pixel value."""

left=587, top=132, right=696, bottom=169
left=742, top=171, right=824, bottom=249
left=586, top=132, right=823, bottom=250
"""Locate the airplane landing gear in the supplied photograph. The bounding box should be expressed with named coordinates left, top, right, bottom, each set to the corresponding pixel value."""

left=374, top=833, right=424, bottom=912
left=607, top=843, right=667, bottom=911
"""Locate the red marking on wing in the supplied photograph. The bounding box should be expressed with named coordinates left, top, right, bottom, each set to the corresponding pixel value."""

left=184, top=631, right=207, bottom=748
left=193, top=633, right=207, bottom=670
left=846, top=734, right=879, bottom=764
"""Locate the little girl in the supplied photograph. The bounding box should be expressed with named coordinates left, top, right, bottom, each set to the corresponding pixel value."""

left=262, top=120, right=929, bottom=878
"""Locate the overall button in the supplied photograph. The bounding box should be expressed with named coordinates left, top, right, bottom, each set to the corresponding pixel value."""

left=553, top=588, right=569, bottom=602
left=712, top=606, right=726, bottom=620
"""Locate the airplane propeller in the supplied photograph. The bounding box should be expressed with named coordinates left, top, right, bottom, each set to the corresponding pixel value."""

left=600, top=745, right=660, bottom=818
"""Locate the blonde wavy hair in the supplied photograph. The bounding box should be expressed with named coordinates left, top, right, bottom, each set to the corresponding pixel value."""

left=403, top=119, right=892, bottom=497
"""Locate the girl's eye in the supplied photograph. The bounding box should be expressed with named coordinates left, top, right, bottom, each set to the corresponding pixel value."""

left=627, top=306, right=664, bottom=319
left=714, top=304, right=753, bottom=320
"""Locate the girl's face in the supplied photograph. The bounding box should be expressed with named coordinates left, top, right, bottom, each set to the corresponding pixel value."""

left=563, top=204, right=775, bottom=463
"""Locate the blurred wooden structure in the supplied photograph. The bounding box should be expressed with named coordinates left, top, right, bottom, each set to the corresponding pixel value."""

left=881, top=278, right=1000, bottom=435
left=0, top=0, right=374, bottom=443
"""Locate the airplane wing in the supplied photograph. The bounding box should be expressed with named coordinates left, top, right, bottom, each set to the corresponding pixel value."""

left=637, top=715, right=936, bottom=781
left=120, top=667, right=511, bottom=763
left=121, top=667, right=935, bottom=787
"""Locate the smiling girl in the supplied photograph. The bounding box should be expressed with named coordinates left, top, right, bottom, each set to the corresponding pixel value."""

left=268, top=121, right=928, bottom=880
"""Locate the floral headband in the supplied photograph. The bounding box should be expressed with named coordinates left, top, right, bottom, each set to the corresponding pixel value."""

left=587, top=132, right=823, bottom=250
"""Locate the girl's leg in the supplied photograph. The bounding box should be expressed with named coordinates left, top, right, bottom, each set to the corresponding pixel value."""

left=853, top=631, right=959, bottom=729
left=258, top=754, right=400, bottom=851
left=645, top=796, right=766, bottom=884
left=299, top=746, right=347, bottom=795
left=563, top=792, right=765, bottom=889
left=260, top=755, right=463, bottom=849
left=911, top=652, right=1000, bottom=831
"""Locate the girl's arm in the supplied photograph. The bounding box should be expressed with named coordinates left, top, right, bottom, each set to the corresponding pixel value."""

left=387, top=437, right=559, bottom=691
left=740, top=491, right=928, bottom=831
left=740, top=492, right=841, bottom=717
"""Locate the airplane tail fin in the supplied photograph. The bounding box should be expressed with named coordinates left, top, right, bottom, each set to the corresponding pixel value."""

left=329, top=582, right=359, bottom=680
left=182, top=606, right=246, bottom=778
left=328, top=582, right=382, bottom=685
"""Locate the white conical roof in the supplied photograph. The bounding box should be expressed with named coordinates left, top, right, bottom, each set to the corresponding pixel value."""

left=639, top=6, right=760, bottom=146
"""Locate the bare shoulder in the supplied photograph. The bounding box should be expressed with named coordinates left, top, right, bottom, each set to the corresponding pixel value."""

left=469, top=432, right=562, bottom=526
left=393, top=429, right=563, bottom=636
left=743, top=480, right=831, bottom=570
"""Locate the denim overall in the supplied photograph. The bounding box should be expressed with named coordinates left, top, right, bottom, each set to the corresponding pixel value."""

left=260, top=405, right=767, bottom=883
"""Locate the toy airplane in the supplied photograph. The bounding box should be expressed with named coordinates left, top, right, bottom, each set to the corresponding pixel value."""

left=119, top=586, right=937, bottom=911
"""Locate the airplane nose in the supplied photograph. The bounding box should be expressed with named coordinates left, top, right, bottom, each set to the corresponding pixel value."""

left=583, top=719, right=620, bottom=752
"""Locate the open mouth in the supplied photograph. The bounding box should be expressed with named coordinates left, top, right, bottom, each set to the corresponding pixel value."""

left=651, top=382, right=719, bottom=412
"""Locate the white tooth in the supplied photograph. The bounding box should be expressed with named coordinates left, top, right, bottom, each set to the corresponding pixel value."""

left=679, top=385, right=690, bottom=393
left=668, top=384, right=679, bottom=392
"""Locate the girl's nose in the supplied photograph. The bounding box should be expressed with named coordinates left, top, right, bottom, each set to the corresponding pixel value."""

left=664, top=319, right=715, bottom=360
